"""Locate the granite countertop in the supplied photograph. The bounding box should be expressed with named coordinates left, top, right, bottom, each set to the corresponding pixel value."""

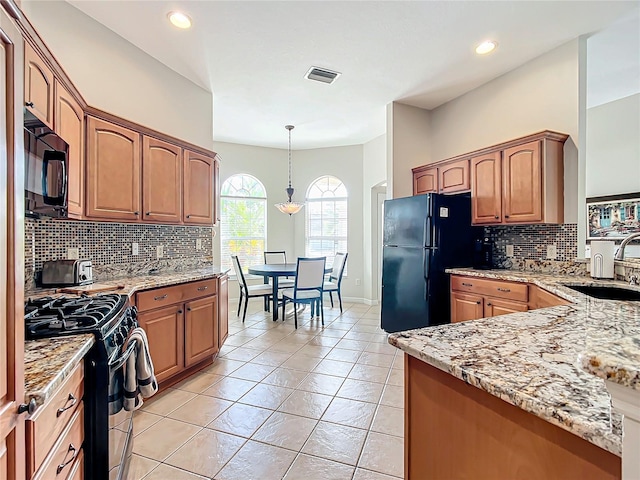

left=23, top=265, right=228, bottom=407
left=579, top=335, right=640, bottom=390
left=24, top=334, right=94, bottom=406
left=388, top=267, right=640, bottom=456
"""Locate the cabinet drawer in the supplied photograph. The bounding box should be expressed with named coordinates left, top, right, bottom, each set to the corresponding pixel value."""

left=451, top=276, right=528, bottom=303
left=33, top=404, right=84, bottom=480
left=137, top=278, right=217, bottom=312
left=65, top=449, right=83, bottom=480
left=27, top=362, right=84, bottom=476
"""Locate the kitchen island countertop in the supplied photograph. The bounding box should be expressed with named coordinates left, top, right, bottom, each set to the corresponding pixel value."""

left=389, top=267, right=640, bottom=456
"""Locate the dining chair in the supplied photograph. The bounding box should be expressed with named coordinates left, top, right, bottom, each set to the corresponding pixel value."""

left=231, top=255, right=273, bottom=322
left=264, top=251, right=295, bottom=288
left=323, top=252, right=348, bottom=312
left=280, top=257, right=326, bottom=329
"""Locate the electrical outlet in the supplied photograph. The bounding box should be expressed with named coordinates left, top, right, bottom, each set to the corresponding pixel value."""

left=355, top=278, right=361, bottom=286
left=196, top=239, right=202, bottom=250
left=506, top=245, right=514, bottom=257
left=546, top=244, right=557, bottom=260
left=132, top=243, right=139, bottom=256
left=156, top=245, right=164, bottom=259
left=67, top=247, right=79, bottom=259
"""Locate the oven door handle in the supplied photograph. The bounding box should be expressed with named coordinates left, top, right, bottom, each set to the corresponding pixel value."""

left=109, top=342, right=136, bottom=370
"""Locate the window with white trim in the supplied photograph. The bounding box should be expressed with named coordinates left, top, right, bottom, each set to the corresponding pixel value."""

left=220, top=174, right=267, bottom=273
left=305, top=175, right=348, bottom=270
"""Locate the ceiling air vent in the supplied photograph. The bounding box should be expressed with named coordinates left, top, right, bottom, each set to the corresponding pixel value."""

left=305, top=67, right=341, bottom=84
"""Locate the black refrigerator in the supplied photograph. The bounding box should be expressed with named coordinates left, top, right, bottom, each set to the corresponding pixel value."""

left=381, top=193, right=481, bottom=333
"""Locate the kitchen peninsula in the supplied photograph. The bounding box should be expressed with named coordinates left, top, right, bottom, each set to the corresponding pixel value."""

left=389, top=268, right=640, bottom=479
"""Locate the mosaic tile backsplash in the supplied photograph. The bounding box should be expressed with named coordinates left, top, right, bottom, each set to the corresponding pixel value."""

left=25, top=218, right=214, bottom=289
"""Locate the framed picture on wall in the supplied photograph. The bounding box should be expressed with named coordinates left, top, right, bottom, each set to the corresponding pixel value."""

left=587, top=194, right=640, bottom=240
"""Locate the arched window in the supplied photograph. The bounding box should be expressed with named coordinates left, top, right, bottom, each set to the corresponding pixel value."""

left=306, top=176, right=348, bottom=269
left=220, top=174, right=267, bottom=272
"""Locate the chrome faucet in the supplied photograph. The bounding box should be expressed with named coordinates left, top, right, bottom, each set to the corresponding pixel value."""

left=614, top=232, right=640, bottom=260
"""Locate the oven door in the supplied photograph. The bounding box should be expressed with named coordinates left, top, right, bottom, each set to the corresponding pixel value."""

left=108, top=342, right=136, bottom=480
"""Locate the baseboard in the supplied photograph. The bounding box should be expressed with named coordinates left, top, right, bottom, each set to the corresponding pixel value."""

left=363, top=299, right=380, bottom=306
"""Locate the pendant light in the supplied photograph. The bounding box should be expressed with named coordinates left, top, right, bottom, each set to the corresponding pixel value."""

left=275, top=125, right=305, bottom=215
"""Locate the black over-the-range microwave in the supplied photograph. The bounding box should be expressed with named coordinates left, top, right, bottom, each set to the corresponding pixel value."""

left=24, top=111, right=69, bottom=218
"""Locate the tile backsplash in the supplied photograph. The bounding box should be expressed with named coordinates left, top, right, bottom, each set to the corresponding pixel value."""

left=25, top=218, right=214, bottom=289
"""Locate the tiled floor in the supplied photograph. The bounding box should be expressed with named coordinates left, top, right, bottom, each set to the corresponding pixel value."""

left=129, top=300, right=404, bottom=480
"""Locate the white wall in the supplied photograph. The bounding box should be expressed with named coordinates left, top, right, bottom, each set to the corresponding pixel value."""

left=22, top=1, right=214, bottom=150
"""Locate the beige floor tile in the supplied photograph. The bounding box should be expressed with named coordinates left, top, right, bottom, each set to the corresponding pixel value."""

left=353, top=468, right=401, bottom=480
left=202, top=377, right=257, bottom=401
left=173, top=372, right=224, bottom=393
left=168, top=394, right=233, bottom=426
left=297, top=372, right=345, bottom=396
left=277, top=390, right=333, bottom=419
left=325, top=348, right=362, bottom=362
left=364, top=341, right=398, bottom=355
left=143, top=389, right=197, bottom=416
left=229, top=363, right=276, bottom=382
left=143, top=463, right=208, bottom=480
left=307, top=335, right=341, bottom=347
left=344, top=331, right=380, bottom=342
left=335, top=338, right=369, bottom=351
left=251, top=350, right=293, bottom=366
left=358, top=351, right=395, bottom=368
left=205, top=358, right=246, bottom=376
left=132, top=411, right=163, bottom=437
left=358, top=432, right=404, bottom=478
left=336, top=379, right=384, bottom=404
left=371, top=405, right=404, bottom=437
left=215, top=440, right=296, bottom=480
left=221, top=334, right=252, bottom=347
left=262, top=367, right=310, bottom=388
left=238, top=383, right=294, bottom=410
left=392, top=355, right=405, bottom=370
left=222, top=346, right=263, bottom=361
left=387, top=369, right=404, bottom=387
left=301, top=421, right=367, bottom=465
left=321, top=397, right=377, bottom=429
left=268, top=341, right=304, bottom=354
left=380, top=384, right=404, bottom=408
left=127, top=454, right=158, bottom=480
left=283, top=454, right=355, bottom=480
left=296, top=344, right=332, bottom=358
left=164, top=428, right=246, bottom=478
left=348, top=364, right=391, bottom=384
left=281, top=354, right=322, bottom=371
left=133, top=417, right=201, bottom=461
left=312, top=358, right=355, bottom=377
left=207, top=402, right=273, bottom=437
left=314, top=328, right=347, bottom=339
left=251, top=412, right=317, bottom=451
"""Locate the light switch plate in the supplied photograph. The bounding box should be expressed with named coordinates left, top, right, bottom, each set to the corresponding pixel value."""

left=506, top=245, right=514, bottom=257
left=546, top=244, right=557, bottom=260
left=156, top=245, right=164, bottom=259
left=132, top=243, right=139, bottom=256
left=196, top=239, right=202, bottom=250
left=67, top=247, right=79, bottom=259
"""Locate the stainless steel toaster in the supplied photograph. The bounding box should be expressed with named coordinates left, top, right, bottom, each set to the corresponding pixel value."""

left=41, top=259, right=94, bottom=287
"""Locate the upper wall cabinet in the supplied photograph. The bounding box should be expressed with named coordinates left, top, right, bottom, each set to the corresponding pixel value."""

left=412, top=160, right=470, bottom=196
left=143, top=137, right=182, bottom=224
left=24, top=42, right=54, bottom=128
left=471, top=152, right=502, bottom=225
left=413, top=167, right=438, bottom=195
left=183, top=150, right=214, bottom=224
left=86, top=116, right=142, bottom=221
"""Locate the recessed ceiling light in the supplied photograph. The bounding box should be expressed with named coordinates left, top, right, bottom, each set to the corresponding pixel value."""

left=475, top=40, right=497, bottom=55
left=168, top=11, right=192, bottom=29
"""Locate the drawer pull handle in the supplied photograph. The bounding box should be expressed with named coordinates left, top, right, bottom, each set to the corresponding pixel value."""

left=462, top=282, right=473, bottom=287
left=56, top=444, right=78, bottom=475
left=497, top=288, right=511, bottom=293
left=476, top=301, right=481, bottom=305
left=487, top=302, right=492, bottom=306
left=56, top=394, right=77, bottom=417
left=25, top=101, right=34, bottom=107
left=154, top=294, right=168, bottom=301
left=177, top=309, right=183, bottom=314
left=197, top=286, right=208, bottom=291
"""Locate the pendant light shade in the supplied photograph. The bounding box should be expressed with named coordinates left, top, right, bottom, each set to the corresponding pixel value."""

left=275, top=125, right=305, bottom=215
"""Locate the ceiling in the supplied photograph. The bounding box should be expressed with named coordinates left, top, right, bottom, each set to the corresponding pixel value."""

left=66, top=1, right=637, bottom=149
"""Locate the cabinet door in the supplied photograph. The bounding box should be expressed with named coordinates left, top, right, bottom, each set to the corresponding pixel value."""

left=471, top=152, right=502, bottom=224
left=413, top=167, right=438, bottom=195
left=55, top=81, right=84, bottom=219
left=184, top=296, right=218, bottom=367
left=86, top=117, right=141, bottom=220
left=183, top=150, right=213, bottom=224
left=502, top=141, right=542, bottom=223
left=24, top=42, right=54, bottom=128
left=138, top=305, right=184, bottom=382
left=439, top=159, right=470, bottom=194
left=450, top=292, right=484, bottom=323
left=485, top=298, right=528, bottom=318
left=1, top=12, right=26, bottom=480
left=142, top=137, right=182, bottom=223
left=218, top=275, right=229, bottom=349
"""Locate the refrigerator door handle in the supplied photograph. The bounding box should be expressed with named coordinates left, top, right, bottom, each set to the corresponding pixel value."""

left=424, top=216, right=431, bottom=247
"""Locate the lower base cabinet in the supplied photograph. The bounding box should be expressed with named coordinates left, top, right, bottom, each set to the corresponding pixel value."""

left=185, top=296, right=218, bottom=367
left=138, top=305, right=185, bottom=383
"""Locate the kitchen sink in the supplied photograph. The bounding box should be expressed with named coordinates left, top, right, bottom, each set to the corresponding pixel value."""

left=564, top=284, right=640, bottom=301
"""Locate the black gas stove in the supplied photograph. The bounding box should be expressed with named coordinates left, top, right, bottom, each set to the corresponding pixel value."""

left=24, top=293, right=137, bottom=480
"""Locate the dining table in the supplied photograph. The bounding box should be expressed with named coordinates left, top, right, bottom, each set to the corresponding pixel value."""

left=248, top=263, right=332, bottom=321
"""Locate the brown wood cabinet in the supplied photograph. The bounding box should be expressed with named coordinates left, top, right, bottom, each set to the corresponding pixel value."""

left=142, top=137, right=182, bottom=224
left=438, top=159, right=470, bottom=194
left=138, top=305, right=185, bottom=382
left=502, top=140, right=542, bottom=223
left=529, top=285, right=571, bottom=309
left=450, top=275, right=528, bottom=322
left=185, top=296, right=218, bottom=367
left=471, top=151, right=502, bottom=224
left=54, top=81, right=84, bottom=219
left=413, top=167, right=438, bottom=194
left=183, top=150, right=214, bottom=224
left=451, top=291, right=484, bottom=323
left=218, top=275, right=229, bottom=348
left=24, top=42, right=54, bottom=128
left=484, top=297, right=529, bottom=317
left=86, top=117, right=141, bottom=221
